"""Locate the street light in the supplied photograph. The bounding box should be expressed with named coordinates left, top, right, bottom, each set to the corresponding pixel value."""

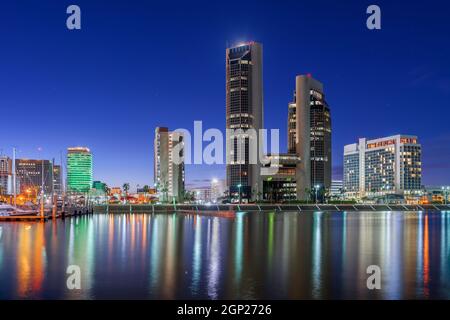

left=315, top=185, right=320, bottom=204
left=237, top=184, right=242, bottom=204
left=442, top=186, right=449, bottom=205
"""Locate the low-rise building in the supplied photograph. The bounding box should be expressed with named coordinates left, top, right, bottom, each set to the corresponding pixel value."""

left=262, top=153, right=301, bottom=202
left=330, top=180, right=344, bottom=199
left=192, top=187, right=212, bottom=203
left=211, top=178, right=226, bottom=202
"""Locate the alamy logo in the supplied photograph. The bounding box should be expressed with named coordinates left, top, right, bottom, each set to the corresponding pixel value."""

left=66, top=265, right=81, bottom=290
left=170, top=121, right=281, bottom=175
left=66, top=5, right=81, bottom=30
left=366, top=265, right=381, bottom=290
left=366, top=5, right=381, bottom=30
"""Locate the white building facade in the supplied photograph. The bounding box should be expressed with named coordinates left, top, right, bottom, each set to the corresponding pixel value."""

left=343, top=135, right=422, bottom=199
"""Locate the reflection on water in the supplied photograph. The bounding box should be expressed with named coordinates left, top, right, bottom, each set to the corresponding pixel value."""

left=0, top=211, right=449, bottom=299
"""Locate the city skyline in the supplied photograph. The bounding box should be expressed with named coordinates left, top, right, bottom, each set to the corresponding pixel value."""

left=1, top=1, right=450, bottom=189
left=2, top=0, right=450, bottom=306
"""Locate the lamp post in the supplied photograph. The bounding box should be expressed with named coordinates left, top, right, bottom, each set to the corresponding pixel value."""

left=237, top=184, right=242, bottom=204
left=315, top=185, right=320, bottom=204
left=442, top=186, right=449, bottom=205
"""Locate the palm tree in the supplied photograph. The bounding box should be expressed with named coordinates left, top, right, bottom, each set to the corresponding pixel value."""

left=104, top=185, right=110, bottom=204
left=323, top=188, right=330, bottom=204
left=223, top=190, right=230, bottom=203
left=161, top=182, right=168, bottom=203
left=122, top=183, right=130, bottom=204
left=304, top=188, right=311, bottom=204
left=182, top=190, right=195, bottom=203
left=142, top=185, right=150, bottom=203
left=257, top=191, right=263, bottom=202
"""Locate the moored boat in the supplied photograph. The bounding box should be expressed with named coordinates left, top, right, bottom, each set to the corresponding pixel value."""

left=0, top=204, right=39, bottom=216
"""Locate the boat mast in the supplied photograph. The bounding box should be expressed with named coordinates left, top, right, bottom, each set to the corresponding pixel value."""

left=40, top=154, right=44, bottom=217
left=60, top=151, right=65, bottom=212
left=12, top=147, right=16, bottom=206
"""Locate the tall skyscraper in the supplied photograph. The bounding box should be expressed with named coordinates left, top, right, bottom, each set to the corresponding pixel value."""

left=292, top=75, right=332, bottom=200
left=67, top=147, right=93, bottom=193
left=226, top=41, right=263, bottom=201
left=15, top=159, right=54, bottom=195
left=287, top=96, right=296, bottom=154
left=154, top=127, right=185, bottom=202
left=343, top=135, right=422, bottom=199
left=0, top=156, right=12, bottom=195
left=53, top=164, right=62, bottom=195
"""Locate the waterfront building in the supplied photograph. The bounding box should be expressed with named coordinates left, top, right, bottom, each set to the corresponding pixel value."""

left=154, top=127, right=185, bottom=202
left=0, top=156, right=11, bottom=195
left=290, top=75, right=332, bottom=200
left=343, top=135, right=422, bottom=199
left=15, top=159, right=54, bottom=195
left=262, top=153, right=301, bottom=202
left=211, top=178, right=226, bottom=202
left=137, top=186, right=156, bottom=195
left=67, top=147, right=93, bottom=193
left=226, top=41, right=264, bottom=202
left=192, top=187, right=212, bottom=203
left=109, top=187, right=122, bottom=196
left=287, top=96, right=296, bottom=154
left=53, top=164, right=62, bottom=195
left=92, top=181, right=106, bottom=192
left=423, top=186, right=450, bottom=204
left=330, top=180, right=344, bottom=199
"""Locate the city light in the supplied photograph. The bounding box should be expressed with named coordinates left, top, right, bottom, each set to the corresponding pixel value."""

left=0, top=1, right=450, bottom=305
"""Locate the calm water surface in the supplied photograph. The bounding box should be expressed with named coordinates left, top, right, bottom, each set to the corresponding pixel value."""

left=0, top=211, right=449, bottom=299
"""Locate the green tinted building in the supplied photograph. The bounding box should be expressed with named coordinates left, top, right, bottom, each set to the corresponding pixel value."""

left=67, top=147, right=93, bottom=193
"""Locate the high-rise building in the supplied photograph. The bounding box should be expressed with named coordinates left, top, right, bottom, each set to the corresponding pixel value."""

left=0, top=156, right=12, bottom=195
left=343, top=135, right=422, bottom=198
left=16, top=159, right=54, bottom=195
left=53, top=164, right=62, bottom=195
left=292, top=75, right=332, bottom=200
left=154, top=127, right=185, bottom=202
left=226, top=41, right=264, bottom=201
left=287, top=97, right=296, bottom=154
left=67, top=147, right=93, bottom=193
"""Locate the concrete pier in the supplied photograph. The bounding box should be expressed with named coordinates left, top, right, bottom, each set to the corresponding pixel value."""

left=93, top=203, right=450, bottom=214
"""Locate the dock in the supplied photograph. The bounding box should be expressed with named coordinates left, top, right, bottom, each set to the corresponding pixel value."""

left=0, top=207, right=93, bottom=222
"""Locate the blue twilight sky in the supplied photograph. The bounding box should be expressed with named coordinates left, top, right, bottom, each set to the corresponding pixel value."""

left=1, top=0, right=450, bottom=190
